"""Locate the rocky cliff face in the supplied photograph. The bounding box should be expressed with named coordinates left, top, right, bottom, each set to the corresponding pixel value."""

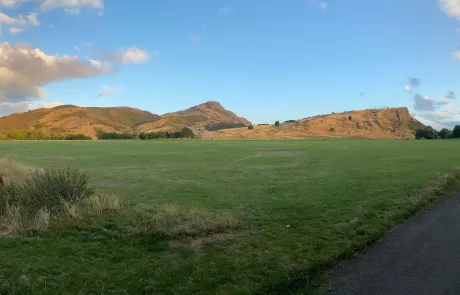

left=201, top=108, right=423, bottom=140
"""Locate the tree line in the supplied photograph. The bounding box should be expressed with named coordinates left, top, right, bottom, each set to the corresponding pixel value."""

left=96, top=127, right=195, bottom=140
left=415, top=125, right=460, bottom=140
left=0, top=130, right=92, bottom=141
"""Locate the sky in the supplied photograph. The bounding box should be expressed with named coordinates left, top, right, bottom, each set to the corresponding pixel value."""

left=1, top=0, right=460, bottom=129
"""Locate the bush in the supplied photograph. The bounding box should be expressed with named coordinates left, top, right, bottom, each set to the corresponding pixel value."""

left=65, top=134, right=92, bottom=140
left=248, top=125, right=254, bottom=130
left=329, top=127, right=335, bottom=132
left=284, top=120, right=297, bottom=124
left=95, top=129, right=137, bottom=140
left=275, top=121, right=280, bottom=126
left=1, top=168, right=95, bottom=216
left=348, top=116, right=352, bottom=121
left=0, top=167, right=120, bottom=234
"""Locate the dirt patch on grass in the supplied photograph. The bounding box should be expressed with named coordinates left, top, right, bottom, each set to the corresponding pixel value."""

left=256, top=151, right=301, bottom=157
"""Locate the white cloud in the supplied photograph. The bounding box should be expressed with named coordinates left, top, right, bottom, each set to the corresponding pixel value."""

left=0, top=42, right=114, bottom=103
left=36, top=101, right=63, bottom=109
left=319, top=2, right=328, bottom=10
left=104, top=47, right=151, bottom=64
left=0, top=0, right=23, bottom=8
left=404, top=85, right=412, bottom=92
left=64, top=8, right=80, bottom=15
left=40, top=0, right=104, bottom=11
left=48, top=24, right=55, bottom=28
left=0, top=24, right=2, bottom=37
left=97, top=85, right=121, bottom=97
left=219, top=7, right=234, bottom=13
left=27, top=13, right=40, bottom=26
left=98, top=11, right=103, bottom=16
left=0, top=12, right=40, bottom=27
left=74, top=45, right=80, bottom=51
left=9, top=27, right=24, bottom=34
left=439, top=0, right=460, bottom=19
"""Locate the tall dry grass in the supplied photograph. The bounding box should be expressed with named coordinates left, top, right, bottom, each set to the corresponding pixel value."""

left=0, top=160, right=121, bottom=235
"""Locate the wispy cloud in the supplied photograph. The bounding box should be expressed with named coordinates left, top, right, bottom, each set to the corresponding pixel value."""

left=9, top=27, right=24, bottom=34
left=189, top=34, right=201, bottom=42
left=97, top=85, right=121, bottom=97
left=219, top=7, right=234, bottom=13
left=104, top=47, right=151, bottom=64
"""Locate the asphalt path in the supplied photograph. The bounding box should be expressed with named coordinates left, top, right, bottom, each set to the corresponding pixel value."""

left=327, top=190, right=460, bottom=295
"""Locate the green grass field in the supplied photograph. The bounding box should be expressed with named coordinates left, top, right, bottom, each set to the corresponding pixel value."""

left=0, top=140, right=459, bottom=294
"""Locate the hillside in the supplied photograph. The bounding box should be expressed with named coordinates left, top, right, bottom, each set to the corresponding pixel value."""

left=137, top=101, right=251, bottom=133
left=201, top=107, right=424, bottom=140
left=0, top=105, right=161, bottom=138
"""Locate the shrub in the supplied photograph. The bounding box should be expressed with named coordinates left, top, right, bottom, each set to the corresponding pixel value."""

left=65, top=134, right=92, bottom=140
left=329, top=127, right=335, bottom=132
left=275, top=121, right=280, bottom=126
left=248, top=125, right=254, bottom=130
left=0, top=167, right=120, bottom=234
left=1, top=168, right=95, bottom=216
left=348, top=116, right=352, bottom=121
left=284, top=120, right=297, bottom=124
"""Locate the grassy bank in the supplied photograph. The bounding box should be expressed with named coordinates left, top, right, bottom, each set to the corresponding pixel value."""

left=0, top=140, right=459, bottom=294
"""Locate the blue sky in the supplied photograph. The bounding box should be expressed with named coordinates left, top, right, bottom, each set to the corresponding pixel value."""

left=1, top=0, right=460, bottom=129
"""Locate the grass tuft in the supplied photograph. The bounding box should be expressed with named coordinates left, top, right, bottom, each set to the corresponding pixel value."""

left=146, top=205, right=240, bottom=238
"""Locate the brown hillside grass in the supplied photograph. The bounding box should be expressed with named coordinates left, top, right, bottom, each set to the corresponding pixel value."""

left=201, top=107, right=421, bottom=140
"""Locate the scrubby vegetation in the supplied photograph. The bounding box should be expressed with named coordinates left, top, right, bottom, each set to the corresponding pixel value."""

left=97, top=127, right=195, bottom=140
left=0, top=166, right=120, bottom=234
left=0, top=130, right=92, bottom=141
left=248, top=125, right=254, bottom=130
left=205, top=123, right=246, bottom=131
left=95, top=129, right=138, bottom=140
left=139, top=127, right=195, bottom=140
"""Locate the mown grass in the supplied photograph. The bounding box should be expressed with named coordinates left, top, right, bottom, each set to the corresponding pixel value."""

left=0, top=140, right=460, bottom=294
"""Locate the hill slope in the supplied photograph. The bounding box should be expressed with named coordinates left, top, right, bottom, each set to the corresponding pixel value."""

left=137, top=101, right=251, bottom=133
left=201, top=107, right=424, bottom=140
left=0, top=105, right=161, bottom=138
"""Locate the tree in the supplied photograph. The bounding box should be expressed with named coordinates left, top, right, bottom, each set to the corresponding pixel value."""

left=438, top=128, right=449, bottom=139
left=275, top=121, right=280, bottom=126
left=348, top=116, right=352, bottom=121
left=181, top=127, right=195, bottom=139
left=248, top=125, right=254, bottom=130
left=453, top=125, right=460, bottom=138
